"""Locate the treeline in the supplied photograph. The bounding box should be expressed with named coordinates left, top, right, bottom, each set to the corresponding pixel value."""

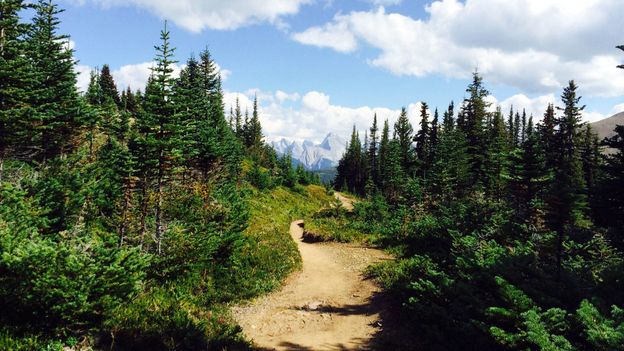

left=336, top=72, right=624, bottom=349
left=0, top=0, right=315, bottom=349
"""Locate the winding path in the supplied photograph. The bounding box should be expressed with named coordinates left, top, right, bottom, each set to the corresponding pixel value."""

left=232, top=194, right=389, bottom=350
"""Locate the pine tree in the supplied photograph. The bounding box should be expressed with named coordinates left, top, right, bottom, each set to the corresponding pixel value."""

left=394, top=107, right=414, bottom=175
left=26, top=0, right=82, bottom=162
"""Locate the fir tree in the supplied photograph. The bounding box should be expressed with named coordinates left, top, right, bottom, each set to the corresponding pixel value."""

left=378, top=119, right=390, bottom=190
left=26, top=0, right=82, bottom=162
left=234, top=96, right=243, bottom=139
left=99, top=64, right=120, bottom=106
left=394, top=107, right=414, bottom=175
left=539, top=103, right=558, bottom=172
left=0, top=0, right=31, bottom=174
left=415, top=102, right=431, bottom=180
left=431, top=108, right=440, bottom=151
left=442, top=101, right=455, bottom=132
left=248, top=94, right=264, bottom=149
left=549, top=80, right=587, bottom=274
left=484, top=106, right=510, bottom=199
left=594, top=125, right=624, bottom=246
left=368, top=113, right=379, bottom=185
left=460, top=71, right=491, bottom=185
left=135, top=22, right=178, bottom=254
left=507, top=106, right=515, bottom=146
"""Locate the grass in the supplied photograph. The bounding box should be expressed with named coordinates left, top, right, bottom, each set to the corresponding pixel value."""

left=241, top=185, right=336, bottom=292
left=302, top=193, right=372, bottom=244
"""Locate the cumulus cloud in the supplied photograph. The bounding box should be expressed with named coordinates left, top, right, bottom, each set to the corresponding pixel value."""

left=76, top=0, right=310, bottom=31
left=292, top=1, right=624, bottom=97
left=224, top=89, right=423, bottom=143
left=74, top=61, right=230, bottom=92
left=75, top=64, right=93, bottom=92
left=491, top=93, right=619, bottom=124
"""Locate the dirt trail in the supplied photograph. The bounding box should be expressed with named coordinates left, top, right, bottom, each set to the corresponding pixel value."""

left=232, top=194, right=390, bottom=350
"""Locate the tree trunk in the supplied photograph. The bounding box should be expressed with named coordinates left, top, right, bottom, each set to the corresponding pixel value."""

left=155, top=147, right=164, bottom=255
left=138, top=175, right=148, bottom=251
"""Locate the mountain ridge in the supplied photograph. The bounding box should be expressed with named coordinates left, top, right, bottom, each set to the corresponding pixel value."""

left=271, top=133, right=347, bottom=170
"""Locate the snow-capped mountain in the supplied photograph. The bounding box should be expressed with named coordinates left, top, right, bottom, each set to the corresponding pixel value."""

left=271, top=133, right=347, bottom=170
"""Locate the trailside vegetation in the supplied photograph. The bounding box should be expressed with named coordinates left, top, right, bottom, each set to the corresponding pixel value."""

left=334, top=71, right=624, bottom=350
left=0, top=1, right=320, bottom=349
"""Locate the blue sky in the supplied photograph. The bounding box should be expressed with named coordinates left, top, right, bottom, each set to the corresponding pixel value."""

left=56, top=0, right=624, bottom=142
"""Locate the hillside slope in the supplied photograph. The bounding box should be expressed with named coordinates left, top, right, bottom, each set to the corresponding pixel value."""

left=591, top=111, right=624, bottom=140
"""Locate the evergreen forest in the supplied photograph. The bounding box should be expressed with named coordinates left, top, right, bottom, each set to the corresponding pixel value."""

left=1, top=0, right=624, bottom=350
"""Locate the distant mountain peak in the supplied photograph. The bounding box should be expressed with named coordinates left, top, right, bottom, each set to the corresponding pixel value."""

left=271, top=133, right=347, bottom=170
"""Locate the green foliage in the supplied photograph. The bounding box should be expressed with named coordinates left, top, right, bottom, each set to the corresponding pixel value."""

left=576, top=300, right=624, bottom=350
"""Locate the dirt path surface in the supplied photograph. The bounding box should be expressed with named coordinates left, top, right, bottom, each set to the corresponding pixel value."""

left=232, top=195, right=390, bottom=350
left=334, top=192, right=356, bottom=211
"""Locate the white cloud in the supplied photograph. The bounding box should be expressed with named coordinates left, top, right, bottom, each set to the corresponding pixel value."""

left=224, top=89, right=423, bottom=143
left=491, top=93, right=619, bottom=124
left=74, top=61, right=230, bottom=92
left=292, top=21, right=358, bottom=53
left=75, top=64, right=93, bottom=92
left=78, top=0, right=311, bottom=31
left=292, top=1, right=624, bottom=97
left=366, top=0, right=402, bottom=5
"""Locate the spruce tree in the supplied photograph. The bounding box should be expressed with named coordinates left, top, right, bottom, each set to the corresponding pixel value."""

left=234, top=97, right=243, bottom=139
left=0, top=0, right=31, bottom=174
left=249, top=95, right=264, bottom=149
left=507, top=106, right=515, bottom=146
left=539, top=103, right=558, bottom=171
left=431, top=108, right=439, bottom=151
left=594, top=125, right=624, bottom=245
left=549, top=80, right=587, bottom=274
left=99, top=64, right=121, bottom=106
left=484, top=106, right=510, bottom=199
left=368, top=113, right=379, bottom=185
left=508, top=116, right=547, bottom=228
left=442, top=101, right=455, bottom=132
left=394, top=107, right=414, bottom=175
left=378, top=119, right=390, bottom=190
left=415, top=102, right=431, bottom=180
left=134, top=22, right=178, bottom=254
left=460, top=71, right=491, bottom=185
left=26, top=0, right=82, bottom=162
